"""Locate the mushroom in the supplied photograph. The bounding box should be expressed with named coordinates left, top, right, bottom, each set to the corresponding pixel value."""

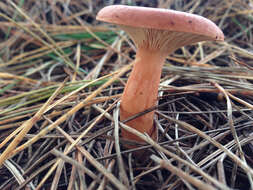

left=96, top=5, right=224, bottom=145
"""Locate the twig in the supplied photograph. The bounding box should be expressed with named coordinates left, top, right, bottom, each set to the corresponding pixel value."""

left=151, top=155, right=217, bottom=190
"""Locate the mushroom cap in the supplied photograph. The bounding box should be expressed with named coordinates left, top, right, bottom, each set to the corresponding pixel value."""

left=96, top=5, right=224, bottom=42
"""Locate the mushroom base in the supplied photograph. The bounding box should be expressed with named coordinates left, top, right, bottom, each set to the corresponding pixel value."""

left=120, top=108, right=158, bottom=147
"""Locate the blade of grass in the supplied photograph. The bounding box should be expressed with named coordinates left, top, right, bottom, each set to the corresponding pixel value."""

left=0, top=78, right=68, bottom=166
left=10, top=63, right=132, bottom=159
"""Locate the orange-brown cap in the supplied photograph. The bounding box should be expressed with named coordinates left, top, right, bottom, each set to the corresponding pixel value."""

left=97, top=5, right=224, bottom=42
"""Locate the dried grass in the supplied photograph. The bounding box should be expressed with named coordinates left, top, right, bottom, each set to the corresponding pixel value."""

left=0, top=0, right=253, bottom=189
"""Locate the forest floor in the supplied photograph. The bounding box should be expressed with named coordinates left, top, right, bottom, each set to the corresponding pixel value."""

left=0, top=0, right=253, bottom=189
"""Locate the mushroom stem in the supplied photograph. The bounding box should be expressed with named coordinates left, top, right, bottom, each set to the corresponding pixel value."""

left=120, top=48, right=166, bottom=143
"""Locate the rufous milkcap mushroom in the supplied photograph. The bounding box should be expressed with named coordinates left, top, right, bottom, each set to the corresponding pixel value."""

left=96, top=5, right=224, bottom=146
